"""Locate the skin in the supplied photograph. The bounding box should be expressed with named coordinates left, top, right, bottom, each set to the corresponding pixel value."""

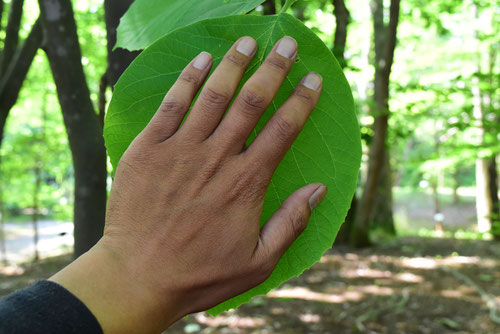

left=49, top=36, right=327, bottom=334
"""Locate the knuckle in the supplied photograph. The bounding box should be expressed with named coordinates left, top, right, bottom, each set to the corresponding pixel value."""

left=270, top=115, right=297, bottom=141
left=224, top=171, right=265, bottom=207
left=158, top=99, right=186, bottom=114
left=265, top=56, right=289, bottom=72
left=201, top=87, right=231, bottom=108
left=179, top=71, right=200, bottom=85
left=286, top=209, right=307, bottom=239
left=224, top=53, right=246, bottom=68
left=256, top=261, right=275, bottom=282
left=294, top=87, right=316, bottom=106
left=238, top=88, right=267, bottom=116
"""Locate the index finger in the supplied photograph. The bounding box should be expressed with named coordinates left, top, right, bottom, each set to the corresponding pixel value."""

left=243, top=73, right=322, bottom=178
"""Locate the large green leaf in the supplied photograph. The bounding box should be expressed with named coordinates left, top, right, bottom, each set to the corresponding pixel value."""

left=104, top=13, right=361, bottom=315
left=115, top=0, right=265, bottom=51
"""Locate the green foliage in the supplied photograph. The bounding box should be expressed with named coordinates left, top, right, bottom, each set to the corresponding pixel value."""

left=105, top=13, right=361, bottom=313
left=1, top=54, right=73, bottom=221
left=0, top=0, right=107, bottom=223
left=115, top=0, right=266, bottom=51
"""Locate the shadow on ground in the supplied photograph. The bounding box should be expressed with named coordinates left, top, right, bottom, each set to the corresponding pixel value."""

left=1, top=237, right=499, bottom=333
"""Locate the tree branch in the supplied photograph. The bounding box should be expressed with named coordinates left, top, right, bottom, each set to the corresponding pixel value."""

left=0, top=18, right=42, bottom=143
left=0, top=0, right=25, bottom=76
left=333, top=0, right=350, bottom=68
left=0, top=18, right=42, bottom=110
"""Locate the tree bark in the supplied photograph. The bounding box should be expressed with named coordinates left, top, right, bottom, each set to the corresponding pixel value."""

left=370, top=150, right=395, bottom=235
left=38, top=0, right=107, bottom=257
left=333, top=0, right=350, bottom=68
left=32, top=162, right=41, bottom=261
left=487, top=157, right=499, bottom=240
left=332, top=0, right=354, bottom=244
left=0, top=155, right=6, bottom=264
left=350, top=0, right=400, bottom=247
left=104, top=0, right=140, bottom=88
left=262, top=0, right=277, bottom=15
left=335, top=194, right=357, bottom=244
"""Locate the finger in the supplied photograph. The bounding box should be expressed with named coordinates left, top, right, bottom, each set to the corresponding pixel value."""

left=180, top=37, right=257, bottom=140
left=244, top=72, right=322, bottom=178
left=254, top=184, right=327, bottom=268
left=211, top=36, right=298, bottom=151
left=142, top=51, right=213, bottom=142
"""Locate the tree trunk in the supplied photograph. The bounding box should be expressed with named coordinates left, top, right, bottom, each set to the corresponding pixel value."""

left=335, top=194, right=357, bottom=244
left=452, top=169, right=460, bottom=205
left=487, top=157, right=499, bottom=240
left=0, top=18, right=43, bottom=145
left=332, top=0, right=355, bottom=245
left=38, top=0, right=107, bottom=258
left=476, top=159, right=493, bottom=233
left=104, top=0, right=140, bottom=88
left=350, top=0, right=400, bottom=247
left=370, top=150, right=395, bottom=234
left=333, top=0, right=350, bottom=68
left=262, top=0, right=277, bottom=15
left=0, top=0, right=24, bottom=75
left=32, top=162, right=41, bottom=261
left=0, top=155, right=6, bottom=264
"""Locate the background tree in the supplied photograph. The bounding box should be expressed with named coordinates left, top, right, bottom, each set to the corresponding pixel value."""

left=350, top=0, right=400, bottom=247
left=0, top=0, right=42, bottom=145
left=38, top=0, right=107, bottom=257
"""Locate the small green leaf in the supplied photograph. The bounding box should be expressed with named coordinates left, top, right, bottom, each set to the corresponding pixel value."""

left=105, top=13, right=361, bottom=315
left=115, top=0, right=266, bottom=51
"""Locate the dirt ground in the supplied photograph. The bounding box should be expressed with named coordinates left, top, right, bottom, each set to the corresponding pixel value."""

left=1, top=237, right=499, bottom=334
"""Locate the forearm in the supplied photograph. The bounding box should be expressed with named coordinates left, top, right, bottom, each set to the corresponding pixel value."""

left=49, top=241, right=183, bottom=334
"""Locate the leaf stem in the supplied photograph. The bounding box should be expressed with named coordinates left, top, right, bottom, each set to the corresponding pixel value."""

left=280, top=0, right=297, bottom=13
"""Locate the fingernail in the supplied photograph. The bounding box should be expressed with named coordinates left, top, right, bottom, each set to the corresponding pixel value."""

left=309, top=185, right=327, bottom=210
left=236, top=37, right=257, bottom=57
left=276, top=36, right=297, bottom=59
left=302, top=73, right=322, bottom=91
left=193, top=51, right=211, bottom=70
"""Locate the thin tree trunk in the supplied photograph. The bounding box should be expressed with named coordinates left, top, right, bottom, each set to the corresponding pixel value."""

left=471, top=3, right=497, bottom=235
left=452, top=169, right=460, bottom=205
left=0, top=0, right=24, bottom=75
left=262, top=0, right=277, bottom=15
left=0, top=155, right=6, bottom=264
left=38, top=0, right=107, bottom=258
left=98, top=73, right=107, bottom=127
left=104, top=0, right=140, bottom=88
left=335, top=194, right=357, bottom=244
left=32, top=162, right=41, bottom=261
left=371, top=150, right=395, bottom=235
left=486, top=45, right=499, bottom=240
left=333, top=0, right=350, bottom=68
left=0, top=18, right=43, bottom=145
left=350, top=0, right=400, bottom=247
left=487, top=157, right=499, bottom=239
left=332, top=0, right=354, bottom=244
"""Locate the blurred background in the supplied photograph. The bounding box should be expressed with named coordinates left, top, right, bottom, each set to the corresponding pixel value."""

left=0, top=0, right=498, bottom=333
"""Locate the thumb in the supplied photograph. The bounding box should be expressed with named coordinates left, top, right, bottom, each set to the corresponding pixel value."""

left=255, top=183, right=327, bottom=265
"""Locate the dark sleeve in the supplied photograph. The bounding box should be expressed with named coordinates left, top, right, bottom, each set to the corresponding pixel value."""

left=0, top=280, right=103, bottom=334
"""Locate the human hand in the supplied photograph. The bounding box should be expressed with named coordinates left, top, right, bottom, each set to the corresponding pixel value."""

left=50, top=36, right=326, bottom=334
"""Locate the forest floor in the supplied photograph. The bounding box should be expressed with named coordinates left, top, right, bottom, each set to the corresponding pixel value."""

left=1, top=236, right=498, bottom=334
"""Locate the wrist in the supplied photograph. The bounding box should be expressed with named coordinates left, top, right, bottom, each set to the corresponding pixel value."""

left=49, top=241, right=184, bottom=333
